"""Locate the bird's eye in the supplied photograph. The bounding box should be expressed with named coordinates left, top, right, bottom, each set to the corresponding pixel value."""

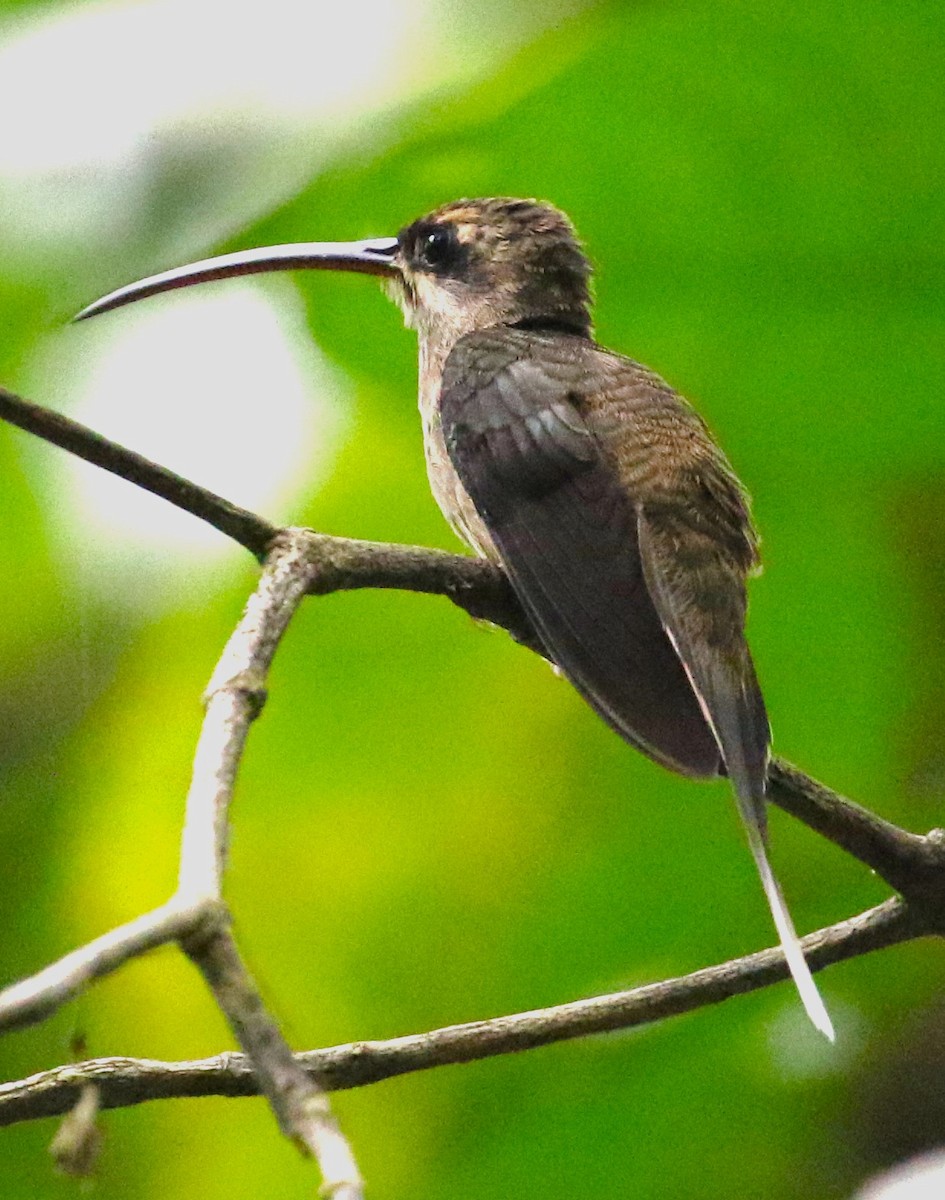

left=419, top=225, right=459, bottom=271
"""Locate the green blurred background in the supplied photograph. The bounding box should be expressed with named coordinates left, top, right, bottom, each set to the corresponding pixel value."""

left=1, top=0, right=944, bottom=1195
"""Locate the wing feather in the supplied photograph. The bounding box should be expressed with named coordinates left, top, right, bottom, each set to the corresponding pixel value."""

left=441, top=335, right=720, bottom=777
left=440, top=327, right=832, bottom=1039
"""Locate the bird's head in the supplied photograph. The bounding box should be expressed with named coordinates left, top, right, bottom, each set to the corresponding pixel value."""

left=389, top=198, right=593, bottom=343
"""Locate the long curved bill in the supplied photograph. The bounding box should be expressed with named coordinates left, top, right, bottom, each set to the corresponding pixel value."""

left=75, top=237, right=400, bottom=321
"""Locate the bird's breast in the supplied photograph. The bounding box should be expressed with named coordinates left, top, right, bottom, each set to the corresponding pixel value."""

left=418, top=354, right=499, bottom=561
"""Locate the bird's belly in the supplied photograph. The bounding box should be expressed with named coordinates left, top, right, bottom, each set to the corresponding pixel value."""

left=422, top=410, right=499, bottom=561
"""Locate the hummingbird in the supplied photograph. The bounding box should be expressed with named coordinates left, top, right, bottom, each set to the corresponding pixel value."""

left=77, top=197, right=833, bottom=1039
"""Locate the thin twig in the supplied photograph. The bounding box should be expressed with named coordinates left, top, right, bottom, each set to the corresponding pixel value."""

left=300, top=531, right=542, bottom=653
left=172, top=527, right=364, bottom=1195
left=0, top=385, right=537, bottom=647
left=176, top=529, right=320, bottom=901
left=767, top=759, right=945, bottom=900
left=0, top=386, right=275, bottom=558
left=1, top=387, right=941, bottom=922
left=184, top=927, right=362, bottom=1197
left=2, top=382, right=943, bottom=1181
left=0, top=901, right=200, bottom=1034
left=0, top=522, right=365, bottom=1196
left=0, top=898, right=918, bottom=1127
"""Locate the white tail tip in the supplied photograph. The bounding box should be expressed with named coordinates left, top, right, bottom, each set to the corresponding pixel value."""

left=740, top=804, right=835, bottom=1041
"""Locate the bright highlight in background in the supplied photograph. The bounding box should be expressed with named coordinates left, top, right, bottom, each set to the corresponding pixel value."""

left=0, top=0, right=577, bottom=246
left=33, top=282, right=351, bottom=605
left=0, top=0, right=580, bottom=606
left=0, top=0, right=413, bottom=175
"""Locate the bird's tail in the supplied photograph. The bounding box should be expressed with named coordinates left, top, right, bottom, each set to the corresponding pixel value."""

left=735, top=791, right=835, bottom=1041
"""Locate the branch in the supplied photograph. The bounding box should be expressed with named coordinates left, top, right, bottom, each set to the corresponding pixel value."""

left=3, top=381, right=945, bottom=1177
left=0, top=526, right=364, bottom=1197
left=3, top=386, right=944, bottom=909
left=766, top=759, right=945, bottom=902
left=175, top=526, right=364, bottom=1193
left=296, top=530, right=542, bottom=652
left=0, top=386, right=275, bottom=558
left=0, top=901, right=196, bottom=1033
left=0, top=897, right=918, bottom=1127
left=0, top=531, right=316, bottom=1034
left=183, top=925, right=362, bottom=1195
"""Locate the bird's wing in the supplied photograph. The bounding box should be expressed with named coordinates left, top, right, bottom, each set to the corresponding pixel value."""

left=634, top=487, right=769, bottom=816
left=439, top=330, right=721, bottom=778
left=441, top=330, right=833, bottom=1038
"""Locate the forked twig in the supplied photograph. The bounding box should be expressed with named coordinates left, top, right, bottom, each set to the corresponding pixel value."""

left=2, top=384, right=944, bottom=1189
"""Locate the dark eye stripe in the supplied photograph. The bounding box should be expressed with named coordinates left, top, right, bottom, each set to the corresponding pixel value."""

left=398, top=219, right=465, bottom=276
